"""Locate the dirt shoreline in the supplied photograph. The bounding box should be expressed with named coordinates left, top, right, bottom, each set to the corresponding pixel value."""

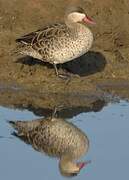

left=0, top=0, right=129, bottom=95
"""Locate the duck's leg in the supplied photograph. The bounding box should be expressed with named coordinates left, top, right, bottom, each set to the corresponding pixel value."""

left=51, top=105, right=64, bottom=119
left=51, top=107, right=58, bottom=118
left=53, top=63, right=59, bottom=76
left=53, top=63, right=71, bottom=80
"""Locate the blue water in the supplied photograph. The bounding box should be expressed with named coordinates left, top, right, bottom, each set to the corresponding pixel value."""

left=0, top=100, right=129, bottom=180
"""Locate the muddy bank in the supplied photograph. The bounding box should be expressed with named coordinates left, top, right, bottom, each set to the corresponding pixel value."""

left=0, top=82, right=120, bottom=118
left=0, top=0, right=129, bottom=94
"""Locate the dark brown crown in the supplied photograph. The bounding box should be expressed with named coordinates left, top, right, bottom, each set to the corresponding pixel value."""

left=66, top=6, right=85, bottom=15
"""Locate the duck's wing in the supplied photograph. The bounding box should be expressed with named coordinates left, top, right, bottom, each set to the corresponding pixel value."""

left=16, top=23, right=67, bottom=46
left=16, top=30, right=40, bottom=44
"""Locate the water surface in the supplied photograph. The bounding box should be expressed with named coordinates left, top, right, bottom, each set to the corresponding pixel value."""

left=0, top=99, right=129, bottom=180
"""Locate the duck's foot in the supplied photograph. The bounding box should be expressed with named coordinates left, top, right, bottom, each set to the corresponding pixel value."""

left=61, top=68, right=80, bottom=78
left=58, top=73, right=71, bottom=80
left=53, top=63, right=79, bottom=80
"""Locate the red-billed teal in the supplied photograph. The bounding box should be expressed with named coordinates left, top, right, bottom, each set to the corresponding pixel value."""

left=9, top=117, right=90, bottom=177
left=15, top=7, right=95, bottom=78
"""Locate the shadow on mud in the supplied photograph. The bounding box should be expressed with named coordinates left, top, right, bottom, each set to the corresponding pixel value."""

left=63, top=51, right=107, bottom=76
left=15, top=51, right=107, bottom=77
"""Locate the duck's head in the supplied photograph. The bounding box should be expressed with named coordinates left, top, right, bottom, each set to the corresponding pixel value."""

left=66, top=7, right=95, bottom=25
left=59, top=157, right=90, bottom=177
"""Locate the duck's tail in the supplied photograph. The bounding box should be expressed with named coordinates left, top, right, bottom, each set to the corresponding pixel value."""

left=9, top=40, right=31, bottom=57
left=8, top=119, right=42, bottom=133
left=8, top=120, right=31, bottom=144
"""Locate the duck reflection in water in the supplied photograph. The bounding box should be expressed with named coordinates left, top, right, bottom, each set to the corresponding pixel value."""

left=9, top=114, right=90, bottom=177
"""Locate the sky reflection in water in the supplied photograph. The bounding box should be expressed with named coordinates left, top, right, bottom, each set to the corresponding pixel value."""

left=0, top=100, right=129, bottom=180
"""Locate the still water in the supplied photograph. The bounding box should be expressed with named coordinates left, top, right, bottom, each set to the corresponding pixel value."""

left=0, top=97, right=129, bottom=180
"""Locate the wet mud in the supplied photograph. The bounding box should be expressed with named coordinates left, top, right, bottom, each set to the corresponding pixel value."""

left=0, top=81, right=123, bottom=119
left=0, top=0, right=129, bottom=94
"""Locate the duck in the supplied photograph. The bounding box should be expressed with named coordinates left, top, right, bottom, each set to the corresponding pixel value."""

left=9, top=116, right=90, bottom=177
left=15, top=7, right=95, bottom=78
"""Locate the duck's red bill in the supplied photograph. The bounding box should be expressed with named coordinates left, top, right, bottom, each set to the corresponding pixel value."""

left=77, top=160, right=91, bottom=169
left=83, top=15, right=96, bottom=25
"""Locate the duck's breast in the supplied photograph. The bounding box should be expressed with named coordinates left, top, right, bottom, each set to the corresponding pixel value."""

left=53, top=26, right=93, bottom=64
left=32, top=119, right=88, bottom=158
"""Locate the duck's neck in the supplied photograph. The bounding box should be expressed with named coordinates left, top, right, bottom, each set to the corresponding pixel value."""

left=65, top=20, right=89, bottom=38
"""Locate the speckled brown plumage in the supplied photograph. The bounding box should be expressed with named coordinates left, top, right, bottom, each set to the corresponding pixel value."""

left=9, top=117, right=90, bottom=176
left=15, top=7, right=94, bottom=77
left=9, top=117, right=89, bottom=158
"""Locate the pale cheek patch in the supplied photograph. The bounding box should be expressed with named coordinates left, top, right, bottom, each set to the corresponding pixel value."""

left=68, top=12, right=85, bottom=22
